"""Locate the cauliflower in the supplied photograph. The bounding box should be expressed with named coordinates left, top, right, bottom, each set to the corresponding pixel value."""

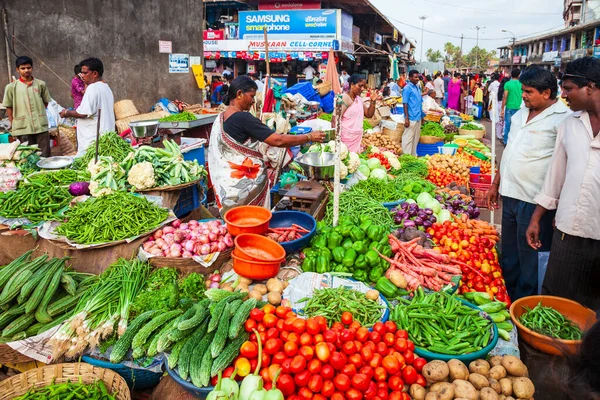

left=87, top=159, right=103, bottom=176
left=347, top=152, right=360, bottom=173
left=383, top=151, right=401, bottom=170
left=127, top=162, right=156, bottom=190
left=307, top=143, right=322, bottom=153
left=369, top=145, right=380, bottom=154
left=88, top=181, right=113, bottom=197
left=340, top=163, right=349, bottom=179
left=339, top=142, right=349, bottom=161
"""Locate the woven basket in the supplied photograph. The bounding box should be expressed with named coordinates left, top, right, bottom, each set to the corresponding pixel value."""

left=419, top=135, right=444, bottom=144
left=116, top=111, right=170, bottom=133
left=316, top=81, right=332, bottom=96
left=383, top=125, right=405, bottom=145
left=458, top=128, right=485, bottom=139
left=114, top=100, right=139, bottom=120
left=0, top=343, right=35, bottom=364
left=149, top=247, right=233, bottom=274
left=0, top=362, right=131, bottom=400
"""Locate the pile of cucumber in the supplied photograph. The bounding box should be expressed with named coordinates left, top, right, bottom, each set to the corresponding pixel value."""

left=110, top=290, right=261, bottom=388
left=0, top=251, right=95, bottom=342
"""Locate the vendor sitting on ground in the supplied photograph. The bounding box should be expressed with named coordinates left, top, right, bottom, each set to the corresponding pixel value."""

left=208, top=76, right=326, bottom=214
left=422, top=89, right=446, bottom=114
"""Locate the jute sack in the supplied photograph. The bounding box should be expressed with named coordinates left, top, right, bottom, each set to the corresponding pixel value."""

left=381, top=120, right=405, bottom=145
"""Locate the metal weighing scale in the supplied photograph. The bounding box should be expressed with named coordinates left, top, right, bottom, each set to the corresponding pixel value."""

left=283, top=180, right=327, bottom=216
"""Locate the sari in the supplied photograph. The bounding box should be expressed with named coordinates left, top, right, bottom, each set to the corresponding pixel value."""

left=447, top=78, right=462, bottom=111
left=340, top=95, right=365, bottom=152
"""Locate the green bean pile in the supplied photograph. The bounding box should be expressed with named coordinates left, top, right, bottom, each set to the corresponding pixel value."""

left=14, top=380, right=116, bottom=400
left=323, top=190, right=393, bottom=227
left=519, top=302, right=583, bottom=340
left=0, top=183, right=72, bottom=223
left=398, top=154, right=430, bottom=178
left=56, top=192, right=169, bottom=244
left=25, top=169, right=90, bottom=187
left=158, top=111, right=197, bottom=122
left=391, top=288, right=494, bottom=355
left=351, top=174, right=436, bottom=203
left=299, top=287, right=384, bottom=328
left=72, top=131, right=132, bottom=170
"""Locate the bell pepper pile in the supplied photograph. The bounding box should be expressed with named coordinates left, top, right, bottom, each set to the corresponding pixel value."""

left=231, top=303, right=426, bottom=400
left=428, top=221, right=510, bottom=306
left=426, top=167, right=467, bottom=188
left=302, top=217, right=392, bottom=283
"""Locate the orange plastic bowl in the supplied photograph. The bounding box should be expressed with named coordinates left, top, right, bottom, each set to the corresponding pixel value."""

left=510, top=295, right=597, bottom=356
left=232, top=250, right=282, bottom=280
left=234, top=233, right=286, bottom=262
left=223, top=206, right=272, bottom=236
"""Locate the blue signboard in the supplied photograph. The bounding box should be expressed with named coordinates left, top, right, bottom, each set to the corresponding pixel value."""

left=340, top=11, right=353, bottom=41
left=594, top=46, right=600, bottom=59
left=239, top=9, right=338, bottom=40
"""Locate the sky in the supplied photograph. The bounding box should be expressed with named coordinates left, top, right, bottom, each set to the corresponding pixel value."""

left=371, top=0, right=566, bottom=59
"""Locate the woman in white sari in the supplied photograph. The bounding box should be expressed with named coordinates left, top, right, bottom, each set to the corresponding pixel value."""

left=208, top=76, right=325, bottom=214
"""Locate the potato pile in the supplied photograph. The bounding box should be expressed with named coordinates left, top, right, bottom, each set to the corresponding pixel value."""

left=427, top=154, right=470, bottom=180
left=362, top=132, right=403, bottom=154
left=410, top=356, right=535, bottom=400
left=221, top=277, right=288, bottom=306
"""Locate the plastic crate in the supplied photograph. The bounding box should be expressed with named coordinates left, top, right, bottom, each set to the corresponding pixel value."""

left=285, top=81, right=321, bottom=103
left=0, top=134, right=10, bottom=144
left=471, top=182, right=491, bottom=208
left=81, top=355, right=162, bottom=390
left=173, top=184, right=206, bottom=218
left=182, top=145, right=206, bottom=167
left=470, top=173, right=492, bottom=184
left=416, top=141, right=444, bottom=156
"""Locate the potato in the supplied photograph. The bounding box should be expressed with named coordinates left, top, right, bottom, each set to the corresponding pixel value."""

left=409, top=384, right=426, bottom=400
left=266, top=278, right=284, bottom=293
left=453, top=379, right=479, bottom=400
left=267, top=291, right=282, bottom=305
left=489, top=356, right=504, bottom=367
left=469, top=373, right=490, bottom=390
left=469, top=359, right=491, bottom=377
left=481, top=387, right=500, bottom=400
left=422, top=360, right=450, bottom=383
left=499, top=378, right=513, bottom=396
left=248, top=290, right=263, bottom=301
left=448, top=359, right=469, bottom=381
left=425, top=392, right=439, bottom=400
left=502, top=356, right=528, bottom=377
left=489, top=365, right=507, bottom=381
left=489, top=378, right=502, bottom=394
left=512, top=378, right=535, bottom=399
left=221, top=282, right=234, bottom=292
left=253, top=284, right=268, bottom=295
left=429, top=382, right=454, bottom=400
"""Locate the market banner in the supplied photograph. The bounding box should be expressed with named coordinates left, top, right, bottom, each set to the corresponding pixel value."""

left=238, top=9, right=338, bottom=40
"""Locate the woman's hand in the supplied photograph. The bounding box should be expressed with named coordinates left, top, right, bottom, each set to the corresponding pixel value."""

left=310, top=131, right=326, bottom=143
left=59, top=110, right=69, bottom=118
left=369, top=90, right=379, bottom=102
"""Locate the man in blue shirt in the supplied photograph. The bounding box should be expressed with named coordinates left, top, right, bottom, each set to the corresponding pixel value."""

left=402, top=70, right=423, bottom=155
left=442, top=70, right=450, bottom=107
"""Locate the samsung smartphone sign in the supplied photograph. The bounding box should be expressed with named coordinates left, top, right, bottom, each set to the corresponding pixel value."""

left=239, top=9, right=338, bottom=40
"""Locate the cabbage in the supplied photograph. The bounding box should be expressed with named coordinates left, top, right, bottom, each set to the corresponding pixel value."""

left=358, top=164, right=371, bottom=178
left=405, top=199, right=416, bottom=204
left=438, top=209, right=452, bottom=223
left=367, top=158, right=382, bottom=171
left=416, top=192, right=433, bottom=208
left=370, top=168, right=387, bottom=180
left=426, top=199, right=442, bottom=214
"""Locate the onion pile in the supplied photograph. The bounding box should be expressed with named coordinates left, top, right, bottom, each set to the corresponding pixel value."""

left=392, top=202, right=437, bottom=234
left=142, top=219, right=234, bottom=258
left=436, top=193, right=481, bottom=219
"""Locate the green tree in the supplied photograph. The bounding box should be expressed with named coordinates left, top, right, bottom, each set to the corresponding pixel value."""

left=464, top=46, right=498, bottom=68
left=425, top=48, right=443, bottom=62
left=442, top=42, right=462, bottom=68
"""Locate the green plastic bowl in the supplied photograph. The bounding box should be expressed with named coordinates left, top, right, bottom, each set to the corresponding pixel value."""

left=413, top=298, right=499, bottom=363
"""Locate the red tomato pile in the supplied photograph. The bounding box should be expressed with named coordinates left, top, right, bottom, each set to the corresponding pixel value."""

left=428, top=221, right=510, bottom=306
left=426, top=167, right=467, bottom=187
left=368, top=153, right=391, bottom=170
left=228, top=304, right=427, bottom=400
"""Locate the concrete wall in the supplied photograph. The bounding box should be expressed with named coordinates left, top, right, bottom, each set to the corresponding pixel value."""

left=0, top=0, right=203, bottom=112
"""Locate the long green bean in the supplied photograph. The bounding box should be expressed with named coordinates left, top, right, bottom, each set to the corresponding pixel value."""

left=25, top=169, right=90, bottom=187
left=72, top=131, right=132, bottom=170
left=323, top=190, right=393, bottom=226
left=0, top=183, right=71, bottom=223
left=519, top=302, right=582, bottom=340
left=55, top=192, right=169, bottom=244
left=13, top=379, right=116, bottom=400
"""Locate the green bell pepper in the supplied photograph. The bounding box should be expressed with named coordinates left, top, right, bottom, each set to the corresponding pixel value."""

left=352, top=240, right=367, bottom=254
left=354, top=255, right=367, bottom=270
left=334, top=264, right=348, bottom=273
left=359, top=215, right=371, bottom=225
left=369, top=241, right=380, bottom=253
left=317, top=255, right=330, bottom=274
left=350, top=227, right=365, bottom=242
left=318, top=247, right=332, bottom=261
left=382, top=246, right=393, bottom=258
left=359, top=220, right=373, bottom=232
left=302, top=256, right=316, bottom=272
left=353, top=269, right=368, bottom=282
left=332, top=247, right=345, bottom=263
left=369, top=266, right=384, bottom=282
left=365, top=250, right=380, bottom=267
left=339, top=223, right=354, bottom=237
left=342, top=248, right=357, bottom=268
left=379, top=236, right=389, bottom=246
left=375, top=277, right=397, bottom=298
left=312, top=235, right=327, bottom=249
left=327, top=232, right=343, bottom=250
left=342, top=238, right=354, bottom=250
left=367, top=225, right=383, bottom=241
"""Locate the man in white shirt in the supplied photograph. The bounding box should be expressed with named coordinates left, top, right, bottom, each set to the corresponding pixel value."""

left=487, top=66, right=571, bottom=300
left=422, top=90, right=445, bottom=114
left=433, top=72, right=445, bottom=105
left=250, top=73, right=264, bottom=93
left=526, top=57, right=600, bottom=309
left=303, top=64, right=316, bottom=80
left=340, top=68, right=350, bottom=85
left=60, top=58, right=115, bottom=157
left=387, top=79, right=400, bottom=97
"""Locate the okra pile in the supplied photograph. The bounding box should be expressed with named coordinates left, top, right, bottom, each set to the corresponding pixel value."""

left=13, top=379, right=116, bottom=400
left=0, top=181, right=72, bottom=224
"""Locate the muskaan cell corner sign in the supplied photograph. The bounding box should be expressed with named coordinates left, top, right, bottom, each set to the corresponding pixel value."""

left=238, top=9, right=338, bottom=40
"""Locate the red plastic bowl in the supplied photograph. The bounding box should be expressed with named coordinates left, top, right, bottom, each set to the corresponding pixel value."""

left=232, top=250, right=282, bottom=280
left=234, top=233, right=286, bottom=262
left=223, top=206, right=272, bottom=236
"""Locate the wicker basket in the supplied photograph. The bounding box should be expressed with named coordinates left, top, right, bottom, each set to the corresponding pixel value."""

left=149, top=247, right=233, bottom=274
left=0, top=362, right=131, bottom=400
left=383, top=125, right=405, bottom=145
left=459, top=128, right=485, bottom=139
left=116, top=111, right=171, bottom=133
left=0, top=343, right=35, bottom=364
left=419, top=135, right=444, bottom=144
left=114, top=100, right=140, bottom=120
left=316, top=81, right=332, bottom=96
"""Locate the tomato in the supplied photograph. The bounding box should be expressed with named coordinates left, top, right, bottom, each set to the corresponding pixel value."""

left=393, top=337, right=407, bottom=352
left=284, top=317, right=297, bottom=331
left=353, top=340, right=363, bottom=352
left=326, top=342, right=336, bottom=353
left=392, top=351, right=405, bottom=367
left=314, top=334, right=324, bottom=343
left=315, top=342, right=331, bottom=362
left=382, top=355, right=400, bottom=375
left=331, top=393, right=345, bottom=400
left=323, top=330, right=337, bottom=343
left=355, top=327, right=369, bottom=343
left=369, top=331, right=381, bottom=343
left=266, top=327, right=279, bottom=340
left=307, top=359, right=322, bottom=374
left=284, top=341, right=298, bottom=357
left=308, top=374, right=323, bottom=393
left=321, top=380, right=335, bottom=397
left=240, top=341, right=258, bottom=358
left=350, top=373, right=370, bottom=391
left=376, top=389, right=389, bottom=400
left=320, top=363, right=334, bottom=379
left=263, top=304, right=276, bottom=314
left=263, top=313, right=278, bottom=328
left=264, top=338, right=282, bottom=355
left=260, top=367, right=270, bottom=382
left=374, top=366, right=387, bottom=382
left=384, top=320, right=397, bottom=333
left=281, top=358, right=292, bottom=374
left=313, top=395, right=326, bottom=400
left=415, top=373, right=426, bottom=387
left=276, top=319, right=285, bottom=331
left=364, top=381, right=377, bottom=400
left=250, top=308, right=265, bottom=321
left=315, top=316, right=328, bottom=331
left=244, top=319, right=257, bottom=333
left=290, top=355, right=307, bottom=373
left=298, top=387, right=313, bottom=400
left=272, top=351, right=287, bottom=365
left=376, top=342, right=388, bottom=356
left=299, top=345, right=314, bottom=361
left=333, top=374, right=351, bottom=392
left=300, top=333, right=313, bottom=346
left=406, top=340, right=415, bottom=352
left=267, top=364, right=281, bottom=382
left=388, top=376, right=404, bottom=391
left=234, top=357, right=251, bottom=377
left=372, top=322, right=385, bottom=335
left=341, top=311, right=353, bottom=325
left=341, top=363, right=357, bottom=377
left=275, top=305, right=291, bottom=319
left=369, top=353, right=382, bottom=369
left=340, top=329, right=354, bottom=343
left=330, top=352, right=347, bottom=370
left=348, top=353, right=363, bottom=369
left=295, top=370, right=312, bottom=387
left=281, top=331, right=289, bottom=341
left=364, top=341, right=376, bottom=351
left=250, top=358, right=258, bottom=373
left=257, top=324, right=267, bottom=333
left=263, top=382, right=272, bottom=391
left=306, top=318, right=320, bottom=335
left=346, top=388, right=364, bottom=400
left=331, top=322, right=345, bottom=331
left=401, top=365, right=417, bottom=385
left=342, top=341, right=357, bottom=355
left=388, top=391, right=403, bottom=400
left=293, top=318, right=307, bottom=334
left=349, top=321, right=361, bottom=331
left=360, top=346, right=374, bottom=362
left=383, top=332, right=395, bottom=347
left=412, top=357, right=427, bottom=373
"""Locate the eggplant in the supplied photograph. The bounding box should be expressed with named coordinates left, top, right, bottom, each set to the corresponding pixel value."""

left=403, top=220, right=416, bottom=228
left=430, top=215, right=437, bottom=223
left=414, top=217, right=424, bottom=226
left=423, top=220, right=433, bottom=228
left=424, top=208, right=434, bottom=215
left=417, top=211, right=427, bottom=219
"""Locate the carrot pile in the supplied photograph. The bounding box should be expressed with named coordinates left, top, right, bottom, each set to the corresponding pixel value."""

left=376, top=235, right=472, bottom=292
left=451, top=213, right=500, bottom=243
left=266, top=224, right=310, bottom=243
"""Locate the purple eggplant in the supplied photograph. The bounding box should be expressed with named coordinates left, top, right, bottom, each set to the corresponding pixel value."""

left=414, top=217, right=424, bottom=226
left=423, top=220, right=433, bottom=228
left=403, top=220, right=416, bottom=228
left=424, top=208, right=434, bottom=215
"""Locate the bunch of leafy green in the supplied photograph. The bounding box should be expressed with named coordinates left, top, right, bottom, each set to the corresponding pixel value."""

left=420, top=122, right=446, bottom=137
left=178, top=272, right=206, bottom=301
left=130, top=267, right=179, bottom=316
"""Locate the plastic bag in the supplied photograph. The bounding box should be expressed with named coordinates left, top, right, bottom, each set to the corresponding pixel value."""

left=538, top=251, right=550, bottom=294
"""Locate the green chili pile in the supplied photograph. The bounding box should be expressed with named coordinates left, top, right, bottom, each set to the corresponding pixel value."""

left=158, top=111, right=197, bottom=122
left=25, top=169, right=90, bottom=187
left=351, top=173, right=436, bottom=203
left=14, top=379, right=116, bottom=400
left=72, top=131, right=132, bottom=170
left=323, top=190, right=393, bottom=227
left=519, top=302, right=583, bottom=340
left=391, top=288, right=494, bottom=354
left=56, top=192, right=169, bottom=244
left=0, top=183, right=72, bottom=223
left=299, top=286, right=384, bottom=328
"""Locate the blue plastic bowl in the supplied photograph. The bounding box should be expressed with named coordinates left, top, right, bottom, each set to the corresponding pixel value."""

left=412, top=299, right=499, bottom=363
left=382, top=199, right=405, bottom=210
left=165, top=361, right=214, bottom=399
left=81, top=355, right=162, bottom=390
left=269, top=211, right=316, bottom=255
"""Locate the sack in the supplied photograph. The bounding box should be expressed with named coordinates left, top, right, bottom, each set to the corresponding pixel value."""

left=316, top=81, right=332, bottom=96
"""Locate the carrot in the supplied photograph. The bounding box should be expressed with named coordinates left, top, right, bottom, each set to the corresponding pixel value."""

left=488, top=235, right=500, bottom=242
left=461, top=213, right=469, bottom=223
left=473, top=229, right=485, bottom=235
